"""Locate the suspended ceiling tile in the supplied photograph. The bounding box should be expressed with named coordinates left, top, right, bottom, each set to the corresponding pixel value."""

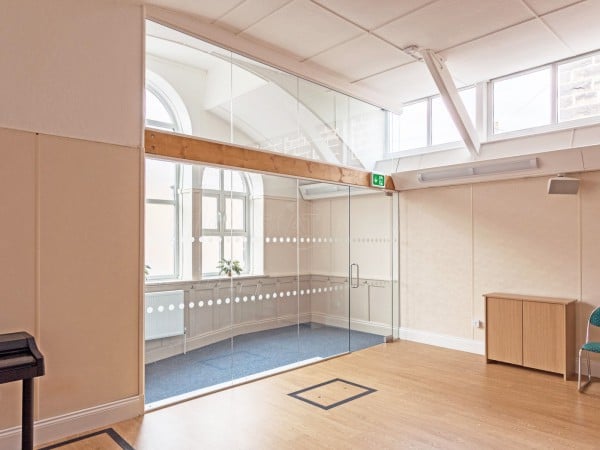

left=312, top=0, right=437, bottom=30
left=375, top=0, right=534, bottom=52
left=148, top=0, right=245, bottom=21
left=354, top=61, right=437, bottom=107
left=307, top=34, right=414, bottom=82
left=215, top=0, right=292, bottom=34
left=543, top=1, right=600, bottom=54
left=522, top=0, right=582, bottom=15
left=443, top=19, right=572, bottom=86
left=240, top=0, right=363, bottom=60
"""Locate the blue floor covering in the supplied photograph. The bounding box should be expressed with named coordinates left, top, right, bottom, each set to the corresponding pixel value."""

left=145, top=323, right=383, bottom=404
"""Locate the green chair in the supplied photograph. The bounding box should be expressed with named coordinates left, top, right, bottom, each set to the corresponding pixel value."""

left=578, top=306, right=600, bottom=392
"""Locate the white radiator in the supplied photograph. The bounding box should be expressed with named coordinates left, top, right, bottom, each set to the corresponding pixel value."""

left=145, top=290, right=185, bottom=340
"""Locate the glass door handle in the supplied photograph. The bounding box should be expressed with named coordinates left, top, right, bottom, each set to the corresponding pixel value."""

left=350, top=263, right=360, bottom=288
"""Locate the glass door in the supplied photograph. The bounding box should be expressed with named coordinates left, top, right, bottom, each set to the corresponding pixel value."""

left=299, top=183, right=351, bottom=359
left=349, top=188, right=395, bottom=351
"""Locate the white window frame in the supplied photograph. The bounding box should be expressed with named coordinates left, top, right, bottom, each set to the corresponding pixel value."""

left=488, top=49, right=600, bottom=141
left=386, top=86, right=477, bottom=157
left=145, top=162, right=182, bottom=281
left=201, top=169, right=251, bottom=277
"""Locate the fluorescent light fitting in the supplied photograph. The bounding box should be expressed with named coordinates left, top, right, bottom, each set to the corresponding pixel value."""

left=418, top=158, right=538, bottom=183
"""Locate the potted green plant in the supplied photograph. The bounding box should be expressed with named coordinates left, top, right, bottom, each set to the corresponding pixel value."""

left=217, top=258, right=243, bottom=277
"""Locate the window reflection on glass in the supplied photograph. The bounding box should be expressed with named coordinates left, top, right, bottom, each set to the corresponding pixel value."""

left=145, top=202, right=176, bottom=278
left=225, top=198, right=245, bottom=230
left=201, top=167, right=250, bottom=276
left=201, top=167, right=220, bottom=190
left=431, top=88, right=476, bottom=145
left=493, top=68, right=552, bottom=134
left=391, top=100, right=427, bottom=151
left=558, top=56, right=600, bottom=123
left=146, top=159, right=176, bottom=200
left=224, top=236, right=247, bottom=268
left=202, top=196, right=219, bottom=229
left=224, top=170, right=246, bottom=193
left=146, top=89, right=173, bottom=124
left=145, top=158, right=179, bottom=279
left=201, top=236, right=221, bottom=275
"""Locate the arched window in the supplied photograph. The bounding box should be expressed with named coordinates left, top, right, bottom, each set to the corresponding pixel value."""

left=146, top=85, right=179, bottom=131
left=144, top=70, right=192, bottom=134
left=201, top=168, right=251, bottom=276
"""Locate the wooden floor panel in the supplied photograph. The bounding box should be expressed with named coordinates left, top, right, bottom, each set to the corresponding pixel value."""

left=41, top=341, right=600, bottom=449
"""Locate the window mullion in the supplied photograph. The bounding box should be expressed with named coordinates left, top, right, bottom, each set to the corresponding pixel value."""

left=551, top=62, right=558, bottom=124
left=427, top=98, right=433, bottom=147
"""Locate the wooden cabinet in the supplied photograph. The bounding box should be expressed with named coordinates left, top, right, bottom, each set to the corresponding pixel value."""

left=484, top=293, right=576, bottom=380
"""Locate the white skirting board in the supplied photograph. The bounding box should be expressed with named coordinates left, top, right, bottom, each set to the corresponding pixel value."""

left=398, top=327, right=600, bottom=377
left=0, top=395, right=142, bottom=449
left=398, top=327, right=485, bottom=355
left=310, top=313, right=392, bottom=337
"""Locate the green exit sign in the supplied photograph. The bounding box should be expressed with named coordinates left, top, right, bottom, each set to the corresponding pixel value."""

left=371, top=173, right=385, bottom=188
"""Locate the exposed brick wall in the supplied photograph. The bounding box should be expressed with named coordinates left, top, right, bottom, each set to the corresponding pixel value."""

left=559, top=55, right=600, bottom=122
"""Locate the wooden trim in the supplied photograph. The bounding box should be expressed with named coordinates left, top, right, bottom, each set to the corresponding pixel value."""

left=144, top=130, right=397, bottom=190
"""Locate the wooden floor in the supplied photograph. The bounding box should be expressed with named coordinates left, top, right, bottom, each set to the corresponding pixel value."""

left=41, top=341, right=600, bottom=449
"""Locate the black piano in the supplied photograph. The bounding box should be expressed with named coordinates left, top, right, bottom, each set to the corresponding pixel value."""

left=0, top=332, right=45, bottom=450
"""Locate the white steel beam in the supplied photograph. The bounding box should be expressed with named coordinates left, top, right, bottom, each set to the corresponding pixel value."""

left=420, top=49, right=480, bottom=156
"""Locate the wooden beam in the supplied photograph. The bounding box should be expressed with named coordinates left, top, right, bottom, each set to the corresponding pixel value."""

left=144, top=129, right=397, bottom=190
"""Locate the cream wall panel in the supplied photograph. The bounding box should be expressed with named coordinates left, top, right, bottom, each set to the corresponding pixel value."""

left=264, top=198, right=298, bottom=276
left=0, top=128, right=36, bottom=429
left=399, top=194, right=409, bottom=328
left=580, top=172, right=600, bottom=351
left=473, top=177, right=579, bottom=342
left=330, top=198, right=350, bottom=277
left=403, top=185, right=472, bottom=338
left=37, top=135, right=140, bottom=418
left=310, top=200, right=333, bottom=275
left=0, top=0, right=142, bottom=147
left=349, top=193, right=392, bottom=280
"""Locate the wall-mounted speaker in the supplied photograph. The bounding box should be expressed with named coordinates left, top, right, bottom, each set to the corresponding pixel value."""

left=547, top=176, right=580, bottom=195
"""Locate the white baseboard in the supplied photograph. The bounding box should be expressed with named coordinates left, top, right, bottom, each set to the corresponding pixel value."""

left=310, top=313, right=391, bottom=337
left=0, top=395, right=142, bottom=449
left=398, top=327, right=485, bottom=355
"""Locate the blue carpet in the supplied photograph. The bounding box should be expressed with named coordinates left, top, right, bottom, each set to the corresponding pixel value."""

left=145, top=323, right=383, bottom=404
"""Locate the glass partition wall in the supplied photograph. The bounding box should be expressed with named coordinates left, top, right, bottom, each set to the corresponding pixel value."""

left=144, top=19, right=397, bottom=408
left=144, top=160, right=396, bottom=408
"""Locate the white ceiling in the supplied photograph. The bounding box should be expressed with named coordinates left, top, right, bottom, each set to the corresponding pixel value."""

left=146, top=0, right=599, bottom=109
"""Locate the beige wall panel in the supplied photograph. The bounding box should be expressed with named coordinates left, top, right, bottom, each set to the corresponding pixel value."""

left=399, top=194, right=409, bottom=328
left=349, top=193, right=392, bottom=280
left=580, top=171, right=600, bottom=350
left=473, top=177, right=579, bottom=342
left=264, top=198, right=298, bottom=276
left=403, top=185, right=472, bottom=338
left=0, top=128, right=36, bottom=332
left=0, top=0, right=142, bottom=147
left=330, top=198, right=350, bottom=277
left=0, top=128, right=36, bottom=429
left=310, top=200, right=333, bottom=275
left=298, top=200, right=312, bottom=274
left=37, top=135, right=140, bottom=418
